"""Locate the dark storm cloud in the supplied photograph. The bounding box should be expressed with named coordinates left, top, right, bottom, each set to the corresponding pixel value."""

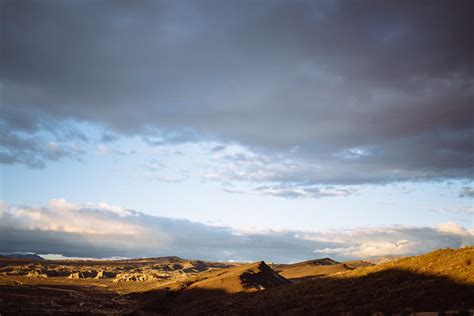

left=1, top=200, right=471, bottom=261
left=1, top=0, right=473, bottom=183
left=100, top=132, right=119, bottom=143
left=0, top=125, right=85, bottom=169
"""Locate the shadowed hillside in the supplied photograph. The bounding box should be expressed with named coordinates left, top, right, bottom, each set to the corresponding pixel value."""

left=174, top=267, right=474, bottom=315
left=171, top=247, right=474, bottom=315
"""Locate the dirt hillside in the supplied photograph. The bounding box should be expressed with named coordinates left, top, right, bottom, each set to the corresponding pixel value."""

left=188, top=261, right=288, bottom=292
left=174, top=247, right=474, bottom=315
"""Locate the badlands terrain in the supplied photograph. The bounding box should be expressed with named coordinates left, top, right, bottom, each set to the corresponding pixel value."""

left=0, top=247, right=473, bottom=315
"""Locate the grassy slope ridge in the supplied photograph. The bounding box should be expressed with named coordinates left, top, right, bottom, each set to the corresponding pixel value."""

left=173, top=247, right=474, bottom=315
left=344, top=247, right=473, bottom=283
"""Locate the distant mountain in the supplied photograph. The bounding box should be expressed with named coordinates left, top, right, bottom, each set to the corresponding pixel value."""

left=273, top=257, right=339, bottom=269
left=273, top=257, right=372, bottom=281
left=0, top=253, right=45, bottom=260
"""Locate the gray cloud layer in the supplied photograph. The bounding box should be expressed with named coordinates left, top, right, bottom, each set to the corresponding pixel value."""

left=1, top=0, right=473, bottom=183
left=0, top=199, right=472, bottom=262
left=460, top=187, right=474, bottom=198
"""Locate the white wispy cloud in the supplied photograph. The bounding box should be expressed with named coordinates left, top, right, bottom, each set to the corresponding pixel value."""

left=204, top=144, right=355, bottom=199
left=427, top=206, right=474, bottom=215
left=143, top=158, right=189, bottom=183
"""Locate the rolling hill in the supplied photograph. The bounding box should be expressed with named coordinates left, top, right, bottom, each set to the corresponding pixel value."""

left=274, top=257, right=373, bottom=281
left=172, top=247, right=474, bottom=315
left=186, top=261, right=288, bottom=293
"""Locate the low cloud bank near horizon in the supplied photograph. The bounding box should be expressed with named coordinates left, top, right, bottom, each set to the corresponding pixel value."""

left=0, top=199, right=472, bottom=263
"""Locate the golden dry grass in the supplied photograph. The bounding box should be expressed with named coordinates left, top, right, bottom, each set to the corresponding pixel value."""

left=342, top=247, right=474, bottom=284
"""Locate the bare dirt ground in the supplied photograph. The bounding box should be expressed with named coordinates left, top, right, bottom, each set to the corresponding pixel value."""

left=0, top=256, right=238, bottom=314
left=0, top=248, right=473, bottom=315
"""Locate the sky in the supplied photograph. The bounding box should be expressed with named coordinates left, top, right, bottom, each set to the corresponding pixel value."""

left=0, top=0, right=473, bottom=262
